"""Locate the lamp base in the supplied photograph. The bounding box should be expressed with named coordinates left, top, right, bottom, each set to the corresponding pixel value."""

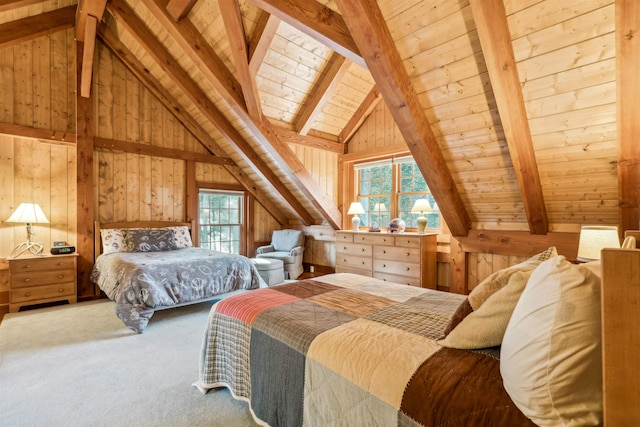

left=10, top=241, right=44, bottom=258
left=416, top=216, right=427, bottom=234
left=352, top=215, right=360, bottom=232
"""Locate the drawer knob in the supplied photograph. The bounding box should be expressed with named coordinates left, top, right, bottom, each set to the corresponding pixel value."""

left=58, top=288, right=64, bottom=293
left=383, top=264, right=386, bottom=267
left=25, top=278, right=31, bottom=282
left=25, top=292, right=31, bottom=297
left=24, top=265, right=32, bottom=269
left=406, top=267, right=410, bottom=271
left=58, top=274, right=64, bottom=279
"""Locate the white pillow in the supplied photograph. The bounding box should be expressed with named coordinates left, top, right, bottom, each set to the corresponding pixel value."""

left=100, top=229, right=127, bottom=254
left=500, top=256, right=602, bottom=426
left=164, top=226, right=193, bottom=248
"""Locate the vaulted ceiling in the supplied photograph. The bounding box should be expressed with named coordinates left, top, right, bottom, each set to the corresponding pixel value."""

left=1, top=0, right=638, bottom=237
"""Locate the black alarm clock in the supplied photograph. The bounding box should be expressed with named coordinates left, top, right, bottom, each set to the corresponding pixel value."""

left=50, top=246, right=75, bottom=255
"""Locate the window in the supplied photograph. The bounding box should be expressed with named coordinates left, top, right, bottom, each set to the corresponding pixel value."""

left=354, top=157, right=440, bottom=230
left=198, top=190, right=243, bottom=254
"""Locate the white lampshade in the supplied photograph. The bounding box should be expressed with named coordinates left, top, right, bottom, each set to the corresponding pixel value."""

left=373, top=203, right=387, bottom=212
left=577, top=225, right=620, bottom=262
left=347, top=202, right=365, bottom=215
left=410, top=199, right=432, bottom=214
left=7, top=203, right=49, bottom=224
left=347, top=202, right=365, bottom=232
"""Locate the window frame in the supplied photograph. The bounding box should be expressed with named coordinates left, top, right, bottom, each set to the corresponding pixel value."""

left=196, top=184, right=249, bottom=255
left=343, top=151, right=441, bottom=233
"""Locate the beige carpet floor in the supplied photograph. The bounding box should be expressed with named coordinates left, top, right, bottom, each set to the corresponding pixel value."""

left=0, top=299, right=260, bottom=427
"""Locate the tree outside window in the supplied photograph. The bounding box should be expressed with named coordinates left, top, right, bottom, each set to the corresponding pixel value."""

left=198, top=190, right=243, bottom=253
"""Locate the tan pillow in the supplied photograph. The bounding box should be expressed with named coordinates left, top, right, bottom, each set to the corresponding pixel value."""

left=500, top=256, right=602, bottom=426
left=469, top=246, right=558, bottom=310
left=438, top=271, right=529, bottom=349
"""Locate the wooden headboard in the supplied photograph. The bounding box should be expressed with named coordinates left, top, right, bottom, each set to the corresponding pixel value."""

left=601, top=230, right=640, bottom=425
left=94, top=220, right=195, bottom=260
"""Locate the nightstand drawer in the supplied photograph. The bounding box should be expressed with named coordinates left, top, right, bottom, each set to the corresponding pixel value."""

left=11, top=269, right=76, bottom=288
left=11, top=282, right=75, bottom=303
left=9, top=257, right=76, bottom=273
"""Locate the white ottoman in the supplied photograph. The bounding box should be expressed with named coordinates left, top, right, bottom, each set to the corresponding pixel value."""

left=251, top=258, right=285, bottom=286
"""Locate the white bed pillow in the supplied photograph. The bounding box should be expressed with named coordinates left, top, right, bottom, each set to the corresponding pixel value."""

left=165, top=226, right=193, bottom=248
left=100, top=229, right=128, bottom=254
left=500, top=256, right=602, bottom=426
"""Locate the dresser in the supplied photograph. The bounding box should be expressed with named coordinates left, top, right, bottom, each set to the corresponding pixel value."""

left=8, top=253, right=78, bottom=312
left=335, top=231, right=437, bottom=288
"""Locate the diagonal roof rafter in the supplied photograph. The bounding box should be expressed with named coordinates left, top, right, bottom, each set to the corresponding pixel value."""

left=108, top=0, right=315, bottom=225
left=141, top=0, right=343, bottom=228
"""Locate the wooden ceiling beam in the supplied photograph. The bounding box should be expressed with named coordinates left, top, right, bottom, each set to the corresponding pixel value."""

left=251, top=0, right=366, bottom=69
left=295, top=53, right=350, bottom=136
left=109, top=0, right=314, bottom=225
left=79, top=15, right=97, bottom=98
left=274, top=126, right=343, bottom=153
left=166, top=0, right=197, bottom=21
left=219, top=0, right=263, bottom=121
left=616, top=0, right=640, bottom=235
left=75, top=0, right=107, bottom=42
left=143, top=0, right=342, bottom=228
left=0, top=5, right=75, bottom=49
left=248, top=11, right=280, bottom=76
left=0, top=122, right=76, bottom=145
left=335, top=0, right=471, bottom=236
left=339, top=85, right=382, bottom=145
left=98, top=26, right=290, bottom=226
left=470, top=0, right=548, bottom=235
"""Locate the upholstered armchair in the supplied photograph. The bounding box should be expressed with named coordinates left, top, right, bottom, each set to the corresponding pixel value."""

left=256, top=229, right=305, bottom=279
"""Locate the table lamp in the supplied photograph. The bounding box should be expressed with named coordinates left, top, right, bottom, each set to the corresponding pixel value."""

left=411, top=199, right=432, bottom=234
left=347, top=202, right=365, bottom=232
left=6, top=202, right=50, bottom=257
left=576, top=225, right=620, bottom=262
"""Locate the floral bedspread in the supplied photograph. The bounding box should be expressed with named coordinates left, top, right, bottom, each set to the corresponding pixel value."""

left=91, top=248, right=264, bottom=332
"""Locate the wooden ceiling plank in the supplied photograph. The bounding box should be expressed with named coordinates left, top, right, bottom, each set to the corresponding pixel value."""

left=334, top=0, right=471, bottom=236
left=616, top=0, right=640, bottom=235
left=248, top=11, right=280, bottom=76
left=75, top=0, right=108, bottom=42
left=109, top=0, right=315, bottom=226
left=251, top=0, right=366, bottom=69
left=80, top=15, right=97, bottom=98
left=166, top=0, right=197, bottom=22
left=219, top=0, right=263, bottom=121
left=0, top=0, right=43, bottom=13
left=98, top=26, right=290, bottom=226
left=274, top=126, right=343, bottom=153
left=295, top=53, right=350, bottom=136
left=339, top=85, right=382, bottom=145
left=469, top=0, right=549, bottom=235
left=142, top=0, right=246, bottom=122
left=0, top=5, right=75, bottom=49
left=143, top=0, right=343, bottom=228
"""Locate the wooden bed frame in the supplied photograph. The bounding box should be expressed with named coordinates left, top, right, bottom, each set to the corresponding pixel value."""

left=94, top=220, right=195, bottom=261
left=601, top=230, right=640, bottom=425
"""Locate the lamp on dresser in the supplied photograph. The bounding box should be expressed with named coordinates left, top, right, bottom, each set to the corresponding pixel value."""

left=347, top=202, right=365, bottom=232
left=411, top=199, right=432, bottom=234
left=576, top=225, right=620, bottom=262
left=6, top=203, right=50, bottom=257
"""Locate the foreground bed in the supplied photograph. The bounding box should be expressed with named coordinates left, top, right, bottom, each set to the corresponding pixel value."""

left=194, top=238, right=632, bottom=426
left=91, top=221, right=264, bottom=333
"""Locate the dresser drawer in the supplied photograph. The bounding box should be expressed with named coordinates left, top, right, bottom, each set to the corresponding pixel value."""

left=393, top=235, right=422, bottom=248
left=373, top=271, right=422, bottom=287
left=373, top=259, right=420, bottom=278
left=336, top=265, right=372, bottom=277
left=353, top=233, right=394, bottom=246
left=335, top=232, right=354, bottom=243
left=11, top=282, right=75, bottom=303
left=11, top=269, right=76, bottom=288
left=335, top=242, right=372, bottom=257
left=336, top=254, right=373, bottom=271
left=373, top=246, right=420, bottom=263
left=9, top=256, right=76, bottom=274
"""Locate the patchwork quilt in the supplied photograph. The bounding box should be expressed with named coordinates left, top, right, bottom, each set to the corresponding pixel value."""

left=195, top=273, right=534, bottom=426
left=91, top=248, right=264, bottom=333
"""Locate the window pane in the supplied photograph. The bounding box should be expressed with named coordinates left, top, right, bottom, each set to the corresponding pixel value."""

left=198, top=190, right=243, bottom=254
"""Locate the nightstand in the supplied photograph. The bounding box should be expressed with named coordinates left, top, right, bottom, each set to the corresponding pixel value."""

left=8, top=253, right=78, bottom=312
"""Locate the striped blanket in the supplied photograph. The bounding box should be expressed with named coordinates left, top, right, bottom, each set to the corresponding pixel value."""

left=195, top=273, right=533, bottom=426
